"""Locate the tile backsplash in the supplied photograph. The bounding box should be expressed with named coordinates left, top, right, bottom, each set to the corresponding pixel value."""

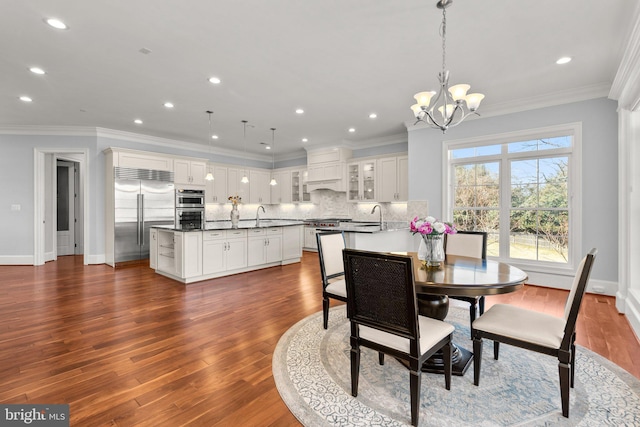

left=205, top=189, right=430, bottom=223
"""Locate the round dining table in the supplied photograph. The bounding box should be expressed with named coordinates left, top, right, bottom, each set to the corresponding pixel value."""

left=403, top=252, right=528, bottom=376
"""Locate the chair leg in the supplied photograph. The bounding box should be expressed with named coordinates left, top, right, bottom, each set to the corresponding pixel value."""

left=559, top=360, right=570, bottom=418
left=443, top=340, right=452, bottom=391
left=468, top=302, right=477, bottom=339
left=350, top=345, right=360, bottom=397
left=473, top=337, right=482, bottom=386
left=479, top=296, right=485, bottom=315
left=323, top=296, right=329, bottom=329
left=493, top=341, right=500, bottom=360
left=410, top=369, right=421, bottom=427
left=570, top=334, right=576, bottom=388
left=378, top=352, right=385, bottom=365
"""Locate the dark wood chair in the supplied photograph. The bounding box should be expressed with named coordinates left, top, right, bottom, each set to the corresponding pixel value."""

left=343, top=248, right=454, bottom=427
left=444, top=230, right=488, bottom=338
left=316, top=231, right=347, bottom=329
left=472, top=248, right=597, bottom=418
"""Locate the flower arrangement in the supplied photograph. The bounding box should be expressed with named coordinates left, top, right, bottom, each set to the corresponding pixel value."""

left=228, top=195, right=242, bottom=206
left=410, top=216, right=456, bottom=236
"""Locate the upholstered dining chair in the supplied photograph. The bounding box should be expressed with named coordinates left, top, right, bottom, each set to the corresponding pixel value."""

left=316, top=231, right=347, bottom=329
left=343, top=248, right=454, bottom=427
left=444, top=230, right=488, bottom=338
left=472, top=248, right=597, bottom=418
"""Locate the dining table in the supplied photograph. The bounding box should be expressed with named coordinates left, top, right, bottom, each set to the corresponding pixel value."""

left=404, top=252, right=528, bottom=376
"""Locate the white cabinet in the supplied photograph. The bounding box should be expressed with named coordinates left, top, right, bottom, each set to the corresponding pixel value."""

left=347, top=160, right=377, bottom=202
left=307, top=163, right=343, bottom=182
left=270, top=170, right=291, bottom=204
left=115, top=150, right=173, bottom=171
left=378, top=155, right=408, bottom=202
left=205, top=165, right=228, bottom=203
left=304, top=227, right=318, bottom=250
left=282, top=226, right=303, bottom=260
left=227, top=167, right=249, bottom=201
left=291, top=169, right=311, bottom=203
left=202, top=229, right=247, bottom=274
left=248, top=228, right=282, bottom=266
left=175, top=159, right=207, bottom=187
left=149, top=228, right=158, bottom=269
left=175, top=231, right=202, bottom=279
left=157, top=229, right=177, bottom=276
left=249, top=170, right=271, bottom=204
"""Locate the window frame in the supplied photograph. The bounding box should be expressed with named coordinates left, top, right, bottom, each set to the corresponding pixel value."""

left=443, top=123, right=582, bottom=276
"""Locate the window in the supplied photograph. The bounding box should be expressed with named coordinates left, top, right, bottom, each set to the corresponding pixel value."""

left=445, top=125, right=581, bottom=270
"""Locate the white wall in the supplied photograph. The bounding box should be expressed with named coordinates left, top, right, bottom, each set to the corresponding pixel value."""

left=407, top=97, right=618, bottom=287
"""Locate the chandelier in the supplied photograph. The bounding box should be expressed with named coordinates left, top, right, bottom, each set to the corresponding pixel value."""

left=205, top=110, right=214, bottom=181
left=410, top=0, right=484, bottom=133
left=269, top=128, right=277, bottom=186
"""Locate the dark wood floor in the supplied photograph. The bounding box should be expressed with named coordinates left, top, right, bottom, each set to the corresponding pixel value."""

left=0, top=253, right=638, bottom=426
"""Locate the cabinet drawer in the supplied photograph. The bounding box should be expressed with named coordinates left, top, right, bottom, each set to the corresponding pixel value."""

left=248, top=228, right=266, bottom=236
left=202, top=231, right=225, bottom=241
left=226, top=229, right=247, bottom=238
left=266, top=227, right=282, bottom=235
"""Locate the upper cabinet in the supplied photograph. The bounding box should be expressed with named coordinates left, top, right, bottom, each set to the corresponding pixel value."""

left=249, top=169, right=271, bottom=204
left=347, top=160, right=377, bottom=202
left=227, top=167, right=249, bottom=201
left=112, top=149, right=173, bottom=171
left=174, top=159, right=207, bottom=188
left=305, top=147, right=351, bottom=192
left=377, top=155, right=408, bottom=202
left=270, top=170, right=292, bottom=204
left=205, top=165, right=228, bottom=203
left=291, top=169, right=311, bottom=203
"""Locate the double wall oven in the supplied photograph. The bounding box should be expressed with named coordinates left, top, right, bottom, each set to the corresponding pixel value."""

left=176, top=189, right=205, bottom=230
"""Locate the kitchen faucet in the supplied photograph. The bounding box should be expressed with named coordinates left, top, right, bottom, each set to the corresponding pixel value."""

left=371, top=204, right=383, bottom=228
left=256, top=205, right=265, bottom=225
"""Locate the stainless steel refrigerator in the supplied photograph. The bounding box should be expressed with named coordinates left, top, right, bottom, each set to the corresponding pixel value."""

left=114, top=167, right=175, bottom=263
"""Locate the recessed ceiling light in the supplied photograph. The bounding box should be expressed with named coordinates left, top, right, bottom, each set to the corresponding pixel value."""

left=265, top=146, right=271, bottom=150
left=556, top=56, right=572, bottom=65
left=302, top=138, right=308, bottom=143
left=348, top=128, right=356, bottom=133
left=19, top=96, right=33, bottom=102
left=164, top=102, right=174, bottom=108
left=134, top=119, right=143, bottom=124
left=369, top=113, right=377, bottom=119
left=295, top=108, right=304, bottom=114
left=211, top=135, right=219, bottom=139
left=208, top=77, right=221, bottom=84
left=45, top=18, right=68, bottom=30
left=29, top=67, right=45, bottom=75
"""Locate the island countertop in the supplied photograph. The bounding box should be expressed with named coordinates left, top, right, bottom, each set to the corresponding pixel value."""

left=152, top=219, right=305, bottom=232
left=315, top=221, right=409, bottom=234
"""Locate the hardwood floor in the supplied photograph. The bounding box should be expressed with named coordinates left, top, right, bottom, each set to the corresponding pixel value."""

left=0, top=253, right=638, bottom=426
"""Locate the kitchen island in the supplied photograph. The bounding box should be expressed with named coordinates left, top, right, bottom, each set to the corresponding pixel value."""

left=150, top=220, right=304, bottom=284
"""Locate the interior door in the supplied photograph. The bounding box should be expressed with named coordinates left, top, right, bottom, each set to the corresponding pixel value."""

left=56, top=161, right=75, bottom=256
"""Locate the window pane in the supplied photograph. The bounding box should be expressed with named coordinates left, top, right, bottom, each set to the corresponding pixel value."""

left=455, top=186, right=475, bottom=207
left=478, top=185, right=499, bottom=207
left=451, top=144, right=501, bottom=159
left=509, top=209, right=568, bottom=263
left=511, top=183, right=537, bottom=208
left=511, top=159, right=538, bottom=184
left=508, top=136, right=572, bottom=153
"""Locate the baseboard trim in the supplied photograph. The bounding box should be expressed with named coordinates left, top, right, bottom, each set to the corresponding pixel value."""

left=621, top=289, right=640, bottom=342
left=0, top=255, right=34, bottom=265
left=526, top=270, right=617, bottom=296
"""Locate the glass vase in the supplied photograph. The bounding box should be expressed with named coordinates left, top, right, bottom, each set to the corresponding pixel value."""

left=230, top=205, right=240, bottom=228
left=421, top=234, right=444, bottom=267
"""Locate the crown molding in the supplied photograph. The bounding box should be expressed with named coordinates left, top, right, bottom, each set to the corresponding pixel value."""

left=609, top=4, right=640, bottom=111
left=0, top=125, right=98, bottom=136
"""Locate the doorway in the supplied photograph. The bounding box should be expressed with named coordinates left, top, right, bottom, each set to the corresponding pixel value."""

left=56, top=160, right=78, bottom=256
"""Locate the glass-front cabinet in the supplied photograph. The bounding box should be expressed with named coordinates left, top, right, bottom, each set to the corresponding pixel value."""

left=291, top=169, right=310, bottom=203
left=347, top=160, right=376, bottom=202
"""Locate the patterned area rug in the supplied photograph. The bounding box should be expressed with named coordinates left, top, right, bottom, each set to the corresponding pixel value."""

left=273, top=305, right=640, bottom=426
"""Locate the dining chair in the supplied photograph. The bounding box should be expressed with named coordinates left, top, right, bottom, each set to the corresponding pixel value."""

left=316, top=231, right=347, bottom=329
left=472, top=248, right=597, bottom=418
left=444, top=230, right=488, bottom=338
left=343, top=248, right=454, bottom=427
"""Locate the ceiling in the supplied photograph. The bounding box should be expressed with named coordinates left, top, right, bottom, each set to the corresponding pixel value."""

left=1, top=0, right=636, bottom=161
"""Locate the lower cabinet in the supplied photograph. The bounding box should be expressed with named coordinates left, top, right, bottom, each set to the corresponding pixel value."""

left=304, top=227, right=318, bottom=250
left=282, top=225, right=303, bottom=260
left=248, top=228, right=282, bottom=267
left=202, top=229, right=248, bottom=275
left=150, top=228, right=158, bottom=269
left=175, top=231, right=202, bottom=279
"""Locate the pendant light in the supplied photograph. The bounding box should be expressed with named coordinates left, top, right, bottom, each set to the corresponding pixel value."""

left=269, top=127, right=277, bottom=186
left=204, top=110, right=214, bottom=181
left=241, top=120, right=249, bottom=184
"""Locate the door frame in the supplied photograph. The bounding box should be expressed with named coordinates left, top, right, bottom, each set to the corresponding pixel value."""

left=34, top=148, right=89, bottom=265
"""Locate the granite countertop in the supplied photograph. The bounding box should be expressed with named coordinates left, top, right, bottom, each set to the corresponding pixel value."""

left=316, top=221, right=409, bottom=234
left=152, top=219, right=305, bottom=232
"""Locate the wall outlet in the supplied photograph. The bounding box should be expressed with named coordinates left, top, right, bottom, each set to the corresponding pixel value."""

left=592, top=285, right=605, bottom=294
left=11, top=204, right=21, bottom=211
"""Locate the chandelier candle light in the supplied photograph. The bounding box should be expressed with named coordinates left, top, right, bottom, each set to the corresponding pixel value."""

left=410, top=216, right=457, bottom=267
left=269, top=128, right=277, bottom=186
left=410, top=0, right=484, bottom=132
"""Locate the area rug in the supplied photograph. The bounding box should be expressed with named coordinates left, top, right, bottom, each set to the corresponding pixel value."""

left=273, top=305, right=640, bottom=426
